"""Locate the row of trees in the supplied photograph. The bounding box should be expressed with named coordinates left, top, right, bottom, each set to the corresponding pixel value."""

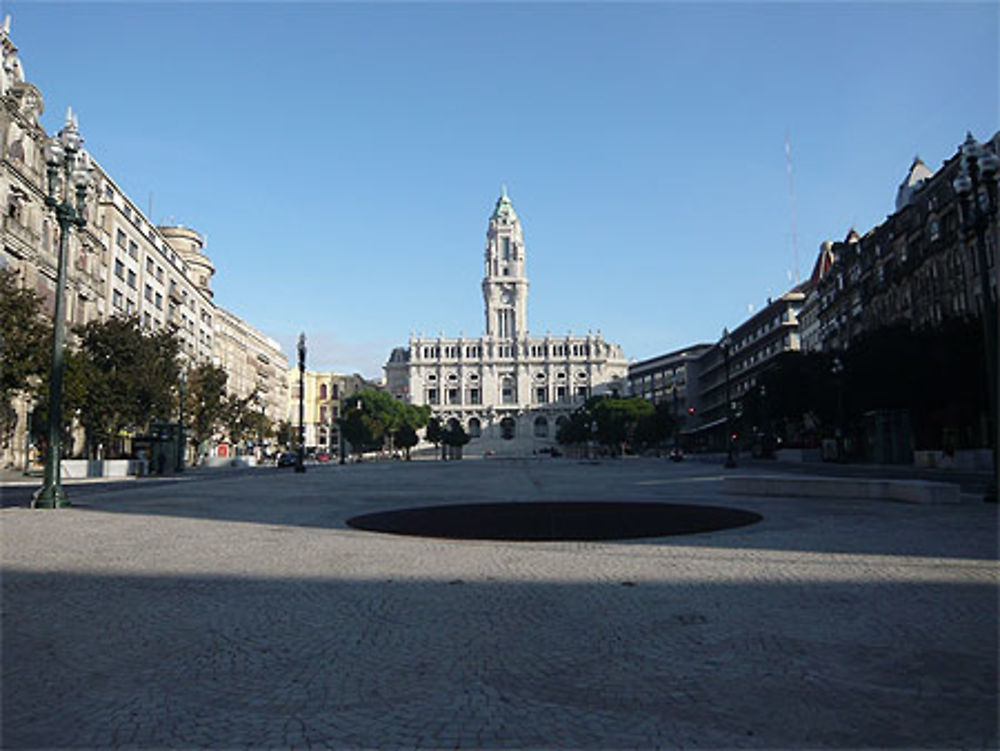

left=333, top=391, right=476, bottom=460
left=337, top=389, right=431, bottom=460
left=555, top=395, right=676, bottom=455
left=0, top=269, right=273, bottom=462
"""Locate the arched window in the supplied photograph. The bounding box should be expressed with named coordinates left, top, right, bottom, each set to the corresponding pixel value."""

left=319, top=383, right=328, bottom=400
left=468, top=417, right=482, bottom=438
left=534, top=416, right=548, bottom=438
left=500, top=417, right=516, bottom=440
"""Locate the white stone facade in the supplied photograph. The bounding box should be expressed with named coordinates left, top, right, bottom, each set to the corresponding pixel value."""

left=386, top=190, right=627, bottom=455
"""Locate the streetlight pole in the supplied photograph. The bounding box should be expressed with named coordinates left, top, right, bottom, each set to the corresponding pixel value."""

left=721, top=328, right=736, bottom=468
left=33, top=109, right=93, bottom=509
left=953, top=132, right=999, bottom=501
left=176, top=367, right=188, bottom=472
left=296, top=333, right=307, bottom=473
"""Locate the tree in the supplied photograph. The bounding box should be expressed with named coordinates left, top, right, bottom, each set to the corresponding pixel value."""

left=67, top=316, right=180, bottom=458
left=275, top=420, right=294, bottom=450
left=394, top=423, right=419, bottom=460
left=634, top=401, right=677, bottom=450
left=591, top=397, right=654, bottom=455
left=441, top=422, right=470, bottom=460
left=555, top=411, right=592, bottom=446
left=185, top=362, right=229, bottom=461
left=393, top=403, right=430, bottom=460
left=425, top=417, right=444, bottom=458
left=555, top=396, right=653, bottom=456
left=224, top=391, right=273, bottom=448
left=338, top=392, right=384, bottom=458
left=0, top=269, right=51, bottom=450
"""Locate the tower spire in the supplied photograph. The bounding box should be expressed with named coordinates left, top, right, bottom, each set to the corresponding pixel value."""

left=483, top=190, right=528, bottom=339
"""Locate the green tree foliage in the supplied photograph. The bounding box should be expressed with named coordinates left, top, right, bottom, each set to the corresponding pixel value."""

left=224, top=392, right=273, bottom=446
left=275, top=419, right=294, bottom=449
left=441, top=422, right=470, bottom=460
left=65, top=316, right=179, bottom=458
left=339, top=390, right=429, bottom=458
left=556, top=395, right=654, bottom=455
left=0, top=269, right=51, bottom=445
left=392, top=403, right=430, bottom=460
left=592, top=397, right=654, bottom=454
left=425, top=417, right=443, bottom=450
left=394, top=423, right=419, bottom=460
left=185, top=362, right=229, bottom=456
left=633, top=401, right=677, bottom=449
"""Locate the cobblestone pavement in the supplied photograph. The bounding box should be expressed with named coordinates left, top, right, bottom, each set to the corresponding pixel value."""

left=3, top=459, right=997, bottom=749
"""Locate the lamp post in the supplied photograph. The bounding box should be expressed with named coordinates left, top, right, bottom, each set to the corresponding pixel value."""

left=721, top=328, right=736, bottom=468
left=953, top=132, right=999, bottom=501
left=32, top=109, right=93, bottom=509
left=176, top=368, right=188, bottom=472
left=296, top=333, right=307, bottom=473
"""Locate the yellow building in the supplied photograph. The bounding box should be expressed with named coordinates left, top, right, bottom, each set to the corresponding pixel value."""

left=286, top=371, right=374, bottom=454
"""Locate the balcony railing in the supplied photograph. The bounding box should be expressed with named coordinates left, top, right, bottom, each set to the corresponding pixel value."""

left=2, top=216, right=39, bottom=250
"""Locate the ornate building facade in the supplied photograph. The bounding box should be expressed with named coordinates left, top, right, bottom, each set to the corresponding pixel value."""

left=385, top=190, right=627, bottom=455
left=799, top=134, right=999, bottom=354
left=0, top=17, right=288, bottom=468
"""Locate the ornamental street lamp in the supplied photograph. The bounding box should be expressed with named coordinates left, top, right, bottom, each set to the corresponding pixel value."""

left=296, top=333, right=307, bottom=473
left=953, top=132, right=999, bottom=501
left=32, top=109, right=93, bottom=509
left=721, top=328, right=736, bottom=469
left=176, top=368, right=188, bottom=472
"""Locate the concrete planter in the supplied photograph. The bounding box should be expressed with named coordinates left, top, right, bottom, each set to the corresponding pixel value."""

left=775, top=448, right=822, bottom=463
left=61, top=459, right=148, bottom=479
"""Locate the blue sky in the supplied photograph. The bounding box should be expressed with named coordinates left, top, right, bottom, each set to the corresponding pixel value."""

left=7, top=2, right=998, bottom=378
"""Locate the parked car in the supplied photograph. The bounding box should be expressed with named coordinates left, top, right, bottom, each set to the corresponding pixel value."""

left=315, top=452, right=331, bottom=463
left=276, top=452, right=297, bottom=468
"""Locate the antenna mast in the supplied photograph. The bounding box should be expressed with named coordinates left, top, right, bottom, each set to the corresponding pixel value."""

left=785, top=130, right=800, bottom=284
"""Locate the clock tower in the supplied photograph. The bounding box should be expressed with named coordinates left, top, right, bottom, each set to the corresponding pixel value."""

left=483, top=187, right=529, bottom=339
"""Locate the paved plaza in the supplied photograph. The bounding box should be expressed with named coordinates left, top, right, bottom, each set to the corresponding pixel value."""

left=2, top=458, right=998, bottom=749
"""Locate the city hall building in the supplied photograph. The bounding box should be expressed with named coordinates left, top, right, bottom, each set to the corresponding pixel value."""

left=385, top=189, right=627, bottom=455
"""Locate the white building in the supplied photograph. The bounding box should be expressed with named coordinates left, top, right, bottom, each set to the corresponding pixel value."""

left=385, top=189, right=627, bottom=455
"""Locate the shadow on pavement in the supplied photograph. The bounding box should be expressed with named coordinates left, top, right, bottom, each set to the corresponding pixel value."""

left=3, top=568, right=996, bottom=750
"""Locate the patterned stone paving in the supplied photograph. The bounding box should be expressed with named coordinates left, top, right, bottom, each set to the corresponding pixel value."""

left=3, top=459, right=997, bottom=749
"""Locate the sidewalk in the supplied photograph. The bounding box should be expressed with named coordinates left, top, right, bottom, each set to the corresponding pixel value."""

left=686, top=452, right=994, bottom=494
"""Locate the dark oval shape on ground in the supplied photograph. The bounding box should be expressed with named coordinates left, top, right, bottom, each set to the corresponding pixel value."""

left=346, top=501, right=762, bottom=541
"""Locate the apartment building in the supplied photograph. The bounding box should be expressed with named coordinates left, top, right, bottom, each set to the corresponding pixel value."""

left=0, top=17, right=287, bottom=467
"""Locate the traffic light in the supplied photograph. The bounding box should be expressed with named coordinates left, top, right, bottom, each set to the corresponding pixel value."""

left=687, top=407, right=695, bottom=416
